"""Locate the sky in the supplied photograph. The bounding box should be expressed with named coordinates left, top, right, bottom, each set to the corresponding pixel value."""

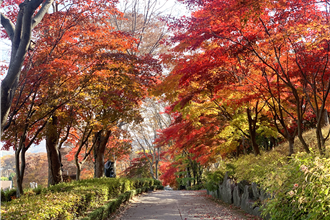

left=0, top=0, right=190, bottom=157
left=0, top=39, right=10, bottom=63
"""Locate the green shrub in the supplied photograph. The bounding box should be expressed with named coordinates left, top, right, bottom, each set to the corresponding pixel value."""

left=103, top=200, right=116, bottom=217
left=176, top=176, right=195, bottom=188
left=203, top=170, right=224, bottom=191
left=156, top=185, right=164, bottom=190
left=89, top=187, right=147, bottom=220
left=32, top=185, right=45, bottom=195
left=1, top=189, right=4, bottom=201
left=1, top=188, right=17, bottom=202
left=187, top=184, right=204, bottom=190
left=262, top=152, right=330, bottom=219
left=88, top=206, right=104, bottom=219
left=2, top=191, right=80, bottom=220
left=1, top=177, right=157, bottom=220
left=154, top=179, right=162, bottom=186
left=119, top=178, right=134, bottom=193
left=230, top=151, right=286, bottom=186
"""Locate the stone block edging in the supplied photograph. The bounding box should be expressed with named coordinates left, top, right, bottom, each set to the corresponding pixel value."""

left=206, top=172, right=270, bottom=219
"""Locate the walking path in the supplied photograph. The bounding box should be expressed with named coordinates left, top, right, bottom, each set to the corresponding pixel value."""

left=113, top=190, right=261, bottom=220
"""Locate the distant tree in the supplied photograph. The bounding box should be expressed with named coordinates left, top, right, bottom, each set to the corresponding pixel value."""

left=130, top=98, right=171, bottom=179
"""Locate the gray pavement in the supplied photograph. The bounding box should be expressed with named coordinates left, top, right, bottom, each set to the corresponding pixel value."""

left=115, top=190, right=259, bottom=220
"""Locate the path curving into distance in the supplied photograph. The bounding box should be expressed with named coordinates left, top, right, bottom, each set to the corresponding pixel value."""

left=113, top=190, right=260, bottom=220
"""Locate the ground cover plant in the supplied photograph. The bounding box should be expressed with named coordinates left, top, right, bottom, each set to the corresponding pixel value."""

left=263, top=152, right=330, bottom=219
left=1, top=177, right=162, bottom=220
left=203, top=127, right=330, bottom=219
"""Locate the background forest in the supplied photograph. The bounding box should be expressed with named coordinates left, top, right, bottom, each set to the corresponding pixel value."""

left=1, top=0, right=330, bottom=219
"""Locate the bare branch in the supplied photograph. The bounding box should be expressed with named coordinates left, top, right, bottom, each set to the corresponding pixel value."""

left=0, top=13, right=15, bottom=42
left=31, top=0, right=54, bottom=29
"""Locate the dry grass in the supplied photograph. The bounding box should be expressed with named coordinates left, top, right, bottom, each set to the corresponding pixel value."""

left=271, top=125, right=330, bottom=156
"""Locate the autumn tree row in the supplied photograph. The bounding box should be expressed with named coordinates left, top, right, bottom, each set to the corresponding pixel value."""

left=154, top=0, right=330, bottom=185
left=1, top=0, right=169, bottom=197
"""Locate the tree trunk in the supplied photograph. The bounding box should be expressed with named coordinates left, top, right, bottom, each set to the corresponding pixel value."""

left=236, top=143, right=240, bottom=157
left=196, top=164, right=201, bottom=185
left=192, top=162, right=197, bottom=185
left=113, top=159, right=117, bottom=177
left=242, top=136, right=247, bottom=155
left=288, top=138, right=295, bottom=156
left=186, top=166, right=191, bottom=188
left=15, top=147, right=23, bottom=198
left=247, top=108, right=260, bottom=156
left=198, top=164, right=203, bottom=185
left=112, top=153, right=117, bottom=178
left=20, top=147, right=27, bottom=188
left=292, top=91, right=310, bottom=154
left=316, top=128, right=325, bottom=155
left=14, top=145, right=27, bottom=198
left=298, top=131, right=310, bottom=154
left=13, top=119, right=47, bottom=197
left=0, top=0, right=55, bottom=132
left=320, top=109, right=329, bottom=127
left=15, top=129, right=28, bottom=198
left=270, top=137, right=275, bottom=150
left=1, top=78, right=19, bottom=132
left=148, top=161, right=155, bottom=179
left=155, top=147, right=160, bottom=179
left=155, top=160, right=158, bottom=179
left=46, top=116, right=62, bottom=186
left=314, top=109, right=329, bottom=155
left=74, top=127, right=93, bottom=181
left=75, top=160, right=81, bottom=181
left=93, top=130, right=111, bottom=178
left=296, top=109, right=310, bottom=154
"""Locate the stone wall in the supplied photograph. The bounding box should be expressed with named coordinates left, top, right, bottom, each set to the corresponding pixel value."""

left=207, top=172, right=270, bottom=219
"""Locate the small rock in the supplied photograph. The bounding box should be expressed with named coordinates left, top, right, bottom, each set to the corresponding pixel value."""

left=233, top=186, right=241, bottom=207
left=253, top=206, right=261, bottom=217
left=237, top=180, right=249, bottom=194
left=251, top=182, right=260, bottom=199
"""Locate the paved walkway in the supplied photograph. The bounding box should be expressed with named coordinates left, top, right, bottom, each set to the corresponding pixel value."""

left=114, top=190, right=260, bottom=220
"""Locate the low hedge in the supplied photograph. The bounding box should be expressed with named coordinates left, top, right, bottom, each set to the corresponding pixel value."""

left=82, top=186, right=152, bottom=220
left=1, top=178, right=163, bottom=220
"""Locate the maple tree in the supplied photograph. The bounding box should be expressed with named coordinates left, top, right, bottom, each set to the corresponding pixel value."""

left=0, top=0, right=55, bottom=132
left=2, top=0, right=122, bottom=189
left=83, top=52, right=160, bottom=178
left=150, top=0, right=330, bottom=184
left=1, top=0, right=161, bottom=193
left=160, top=0, right=330, bottom=155
left=0, top=57, right=63, bottom=194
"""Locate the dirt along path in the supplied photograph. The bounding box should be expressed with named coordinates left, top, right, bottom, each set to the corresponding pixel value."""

left=112, top=190, right=261, bottom=220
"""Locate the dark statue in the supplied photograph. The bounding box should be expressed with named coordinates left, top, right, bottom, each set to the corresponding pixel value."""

left=104, top=161, right=116, bottom=178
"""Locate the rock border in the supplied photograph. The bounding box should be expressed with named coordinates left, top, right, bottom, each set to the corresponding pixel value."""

left=207, top=172, right=270, bottom=219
